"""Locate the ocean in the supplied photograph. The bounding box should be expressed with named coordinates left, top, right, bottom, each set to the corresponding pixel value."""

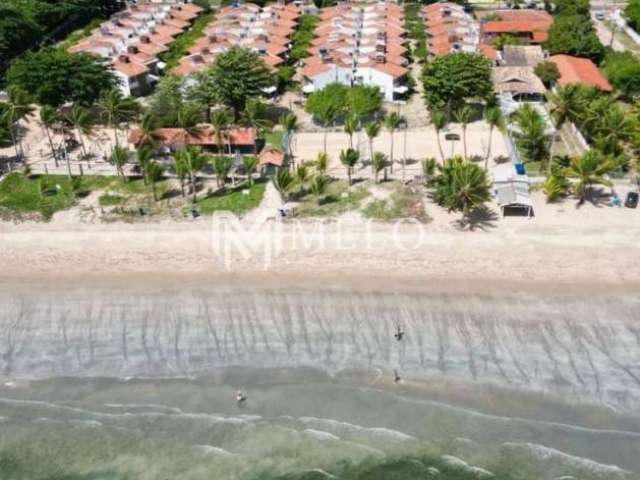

left=0, top=282, right=638, bottom=479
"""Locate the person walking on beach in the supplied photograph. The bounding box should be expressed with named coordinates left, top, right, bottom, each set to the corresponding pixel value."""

left=394, top=325, right=405, bottom=341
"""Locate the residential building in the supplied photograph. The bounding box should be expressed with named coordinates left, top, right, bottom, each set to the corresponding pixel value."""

left=479, top=9, right=553, bottom=50
left=422, top=2, right=479, bottom=57
left=493, top=66, right=546, bottom=101
left=498, top=45, right=546, bottom=67
left=548, top=55, right=613, bottom=92
left=129, top=125, right=257, bottom=154
left=300, top=2, right=408, bottom=101
left=69, top=1, right=203, bottom=96
left=173, top=2, right=301, bottom=77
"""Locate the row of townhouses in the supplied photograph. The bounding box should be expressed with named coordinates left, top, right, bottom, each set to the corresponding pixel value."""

left=300, top=2, right=408, bottom=101
left=69, top=1, right=203, bottom=96
left=173, top=2, right=302, bottom=77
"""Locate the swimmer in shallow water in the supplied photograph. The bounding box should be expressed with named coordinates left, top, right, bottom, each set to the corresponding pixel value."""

left=236, top=390, right=247, bottom=404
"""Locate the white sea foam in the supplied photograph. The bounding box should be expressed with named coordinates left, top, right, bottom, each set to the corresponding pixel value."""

left=299, top=416, right=416, bottom=442
left=303, top=428, right=341, bottom=441
left=194, top=445, right=235, bottom=456
left=502, top=442, right=632, bottom=476
left=69, top=419, right=103, bottom=428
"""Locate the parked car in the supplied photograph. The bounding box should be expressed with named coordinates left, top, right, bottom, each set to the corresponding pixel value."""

left=625, top=192, right=639, bottom=209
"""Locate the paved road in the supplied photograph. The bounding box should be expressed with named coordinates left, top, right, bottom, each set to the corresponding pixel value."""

left=592, top=14, right=627, bottom=51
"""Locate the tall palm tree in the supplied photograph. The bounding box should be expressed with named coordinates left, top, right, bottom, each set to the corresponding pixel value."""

left=213, top=154, right=234, bottom=190
left=295, top=163, right=310, bottom=192
left=365, top=121, right=381, bottom=167
left=272, top=167, right=293, bottom=202
left=175, top=104, right=203, bottom=148
left=589, top=107, right=633, bottom=156
left=371, top=151, right=386, bottom=184
left=339, top=148, right=359, bottom=185
left=173, top=153, right=189, bottom=197
left=317, top=104, right=338, bottom=154
left=565, top=150, right=614, bottom=204
left=6, top=86, right=34, bottom=166
left=136, top=146, right=154, bottom=185
left=99, top=89, right=140, bottom=152
left=243, top=99, right=272, bottom=155
left=243, top=155, right=258, bottom=186
left=210, top=109, right=231, bottom=156
left=176, top=146, right=206, bottom=201
left=315, top=151, right=328, bottom=175
left=483, top=106, right=503, bottom=170
left=137, top=112, right=162, bottom=149
left=66, top=104, right=92, bottom=159
left=545, top=84, right=586, bottom=172
left=109, top=146, right=130, bottom=179
left=511, top=103, right=550, bottom=170
left=431, top=110, right=447, bottom=162
left=454, top=105, right=473, bottom=160
left=279, top=112, right=299, bottom=166
left=344, top=113, right=358, bottom=150
left=385, top=112, right=402, bottom=174
left=40, top=105, right=60, bottom=168
left=146, top=160, right=164, bottom=202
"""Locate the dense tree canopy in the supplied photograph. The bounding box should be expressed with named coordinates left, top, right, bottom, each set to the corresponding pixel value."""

left=305, top=83, right=382, bottom=121
left=195, top=47, right=272, bottom=118
left=421, top=52, right=493, bottom=112
left=6, top=47, right=117, bottom=107
left=544, top=14, right=605, bottom=64
left=625, top=0, right=640, bottom=33
left=534, top=61, right=560, bottom=87
left=601, top=51, right=640, bottom=99
left=552, top=0, right=590, bottom=16
left=0, top=0, right=124, bottom=69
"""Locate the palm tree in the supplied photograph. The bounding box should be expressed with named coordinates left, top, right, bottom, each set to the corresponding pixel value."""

left=109, top=146, right=130, bottom=179
left=339, top=148, right=359, bottom=185
left=295, top=163, right=310, bottom=192
left=344, top=113, right=358, bottom=149
left=385, top=112, right=402, bottom=174
left=66, top=104, right=92, bottom=159
left=173, top=153, right=189, bottom=197
left=280, top=112, right=299, bottom=166
left=565, top=150, right=614, bottom=204
left=316, top=104, right=338, bottom=154
left=371, top=151, right=386, bottom=184
left=454, top=105, right=473, bottom=160
left=176, top=146, right=206, bottom=201
left=309, top=174, right=330, bottom=201
left=136, top=146, right=153, bottom=185
left=315, top=151, right=328, bottom=175
left=99, top=89, right=140, bottom=152
left=40, top=105, right=59, bottom=167
left=137, top=112, right=162, bottom=149
left=243, top=99, right=272, bottom=155
left=146, top=160, right=164, bottom=201
left=6, top=86, right=34, bottom=166
left=243, top=155, right=258, bottom=186
left=545, top=84, right=586, bottom=171
left=590, top=107, right=633, bottom=156
left=431, top=110, right=447, bottom=162
left=365, top=121, right=381, bottom=168
left=511, top=103, right=550, bottom=170
left=210, top=109, right=231, bottom=156
left=483, top=106, right=503, bottom=170
left=272, top=167, right=293, bottom=202
left=176, top=104, right=203, bottom=147
left=213, top=155, right=234, bottom=190
left=421, top=157, right=437, bottom=185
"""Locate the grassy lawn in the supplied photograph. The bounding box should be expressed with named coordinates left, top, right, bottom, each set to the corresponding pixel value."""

left=195, top=179, right=266, bottom=215
left=159, top=12, right=215, bottom=71
left=361, top=185, right=430, bottom=222
left=295, top=179, right=370, bottom=217
left=0, top=173, right=168, bottom=221
left=264, top=131, right=285, bottom=149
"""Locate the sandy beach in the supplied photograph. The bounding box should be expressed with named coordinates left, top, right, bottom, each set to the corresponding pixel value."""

left=1, top=190, right=639, bottom=290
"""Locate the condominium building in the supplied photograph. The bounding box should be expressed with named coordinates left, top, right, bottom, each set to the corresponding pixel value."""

left=173, top=2, right=301, bottom=77
left=300, top=2, right=408, bottom=102
left=69, top=1, right=203, bottom=96
left=422, top=2, right=479, bottom=57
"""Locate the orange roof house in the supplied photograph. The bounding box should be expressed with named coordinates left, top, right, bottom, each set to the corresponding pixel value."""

left=129, top=126, right=257, bottom=149
left=548, top=55, right=612, bottom=91
left=480, top=10, right=552, bottom=46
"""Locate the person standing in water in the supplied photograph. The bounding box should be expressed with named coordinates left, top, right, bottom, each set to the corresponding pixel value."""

left=236, top=390, right=247, bottom=404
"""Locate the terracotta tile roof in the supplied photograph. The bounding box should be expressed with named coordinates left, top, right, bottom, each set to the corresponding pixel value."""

left=154, top=24, right=184, bottom=37
left=482, top=20, right=551, bottom=34
left=130, top=126, right=256, bottom=146
left=112, top=58, right=149, bottom=77
left=164, top=17, right=190, bottom=30
left=548, top=54, right=612, bottom=91
left=479, top=44, right=498, bottom=59
left=490, top=9, right=552, bottom=22
left=371, top=62, right=407, bottom=78
left=134, top=40, right=168, bottom=56
left=258, top=147, right=284, bottom=167
left=301, top=62, right=333, bottom=77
